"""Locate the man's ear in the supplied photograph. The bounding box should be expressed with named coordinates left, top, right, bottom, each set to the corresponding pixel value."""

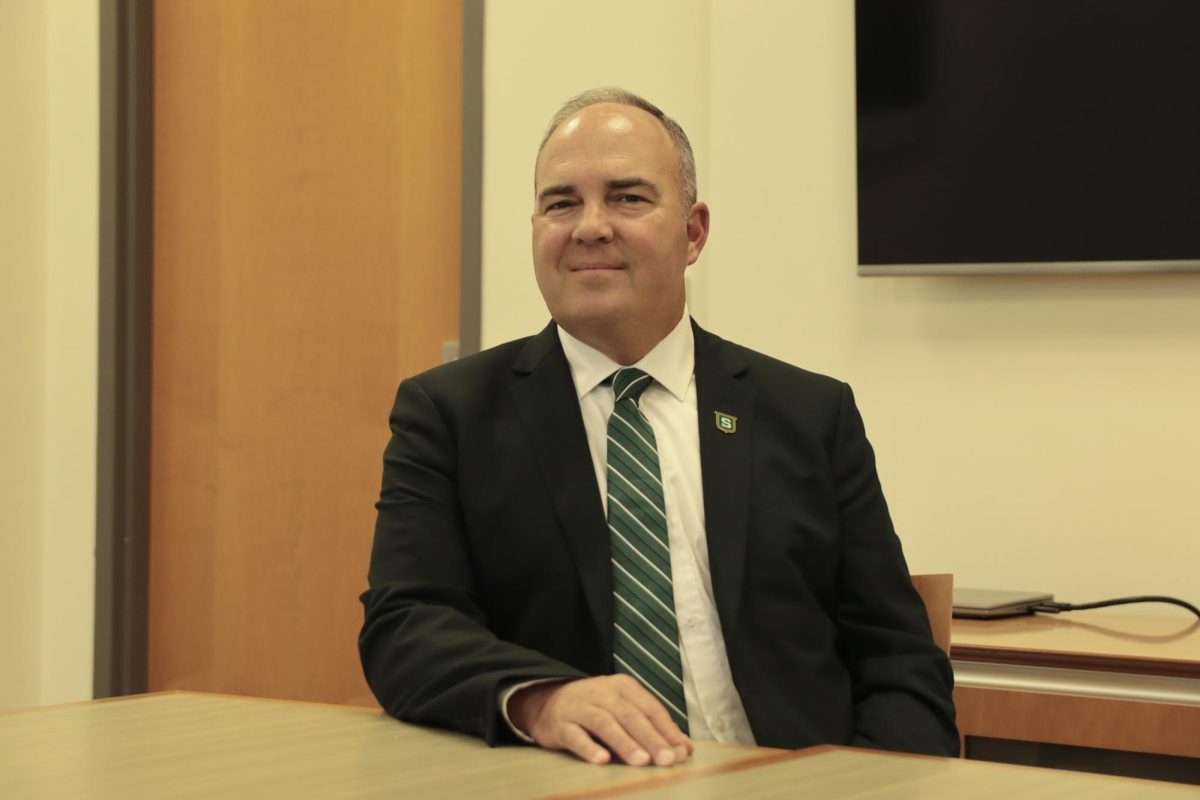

left=685, top=202, right=710, bottom=266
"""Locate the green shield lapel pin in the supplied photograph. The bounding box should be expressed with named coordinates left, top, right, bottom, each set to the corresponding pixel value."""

left=714, top=411, right=738, bottom=434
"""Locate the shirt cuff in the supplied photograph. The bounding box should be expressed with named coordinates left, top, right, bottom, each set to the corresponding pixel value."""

left=498, top=678, right=572, bottom=744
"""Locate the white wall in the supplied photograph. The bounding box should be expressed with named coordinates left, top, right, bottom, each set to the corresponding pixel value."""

left=0, top=0, right=98, bottom=711
left=484, top=1, right=1200, bottom=615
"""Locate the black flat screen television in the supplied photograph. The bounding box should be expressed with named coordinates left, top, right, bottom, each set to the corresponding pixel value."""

left=855, top=0, right=1200, bottom=275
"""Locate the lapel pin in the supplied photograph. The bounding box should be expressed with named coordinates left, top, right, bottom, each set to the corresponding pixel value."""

left=714, top=411, right=738, bottom=434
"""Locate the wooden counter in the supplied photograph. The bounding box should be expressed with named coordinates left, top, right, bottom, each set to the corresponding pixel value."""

left=951, top=613, right=1200, bottom=760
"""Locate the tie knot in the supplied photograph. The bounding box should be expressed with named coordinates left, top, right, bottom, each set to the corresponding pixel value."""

left=611, top=368, right=653, bottom=404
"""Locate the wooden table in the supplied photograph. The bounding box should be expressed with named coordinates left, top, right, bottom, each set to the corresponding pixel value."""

left=553, top=746, right=1200, bottom=799
left=3, top=692, right=1196, bottom=798
left=952, top=612, right=1200, bottom=759
left=0, top=692, right=760, bottom=799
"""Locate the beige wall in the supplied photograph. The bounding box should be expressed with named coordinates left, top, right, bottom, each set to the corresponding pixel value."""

left=484, top=1, right=1200, bottom=614
left=0, top=0, right=98, bottom=711
left=42, top=0, right=99, bottom=703
left=0, top=0, right=49, bottom=711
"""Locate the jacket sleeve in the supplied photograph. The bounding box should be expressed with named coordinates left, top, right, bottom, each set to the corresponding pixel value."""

left=358, top=377, right=586, bottom=744
left=830, top=383, right=960, bottom=756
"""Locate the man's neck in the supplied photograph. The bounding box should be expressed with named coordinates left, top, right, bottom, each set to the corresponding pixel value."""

left=559, top=314, right=684, bottom=366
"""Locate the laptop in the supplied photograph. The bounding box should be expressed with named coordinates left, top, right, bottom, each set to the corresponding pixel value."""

left=952, top=587, right=1054, bottom=619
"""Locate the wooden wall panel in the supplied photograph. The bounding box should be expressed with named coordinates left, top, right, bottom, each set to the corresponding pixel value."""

left=955, top=686, right=1200, bottom=759
left=150, top=0, right=461, bottom=706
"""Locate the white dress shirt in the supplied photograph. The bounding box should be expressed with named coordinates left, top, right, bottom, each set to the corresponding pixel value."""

left=551, top=312, right=755, bottom=745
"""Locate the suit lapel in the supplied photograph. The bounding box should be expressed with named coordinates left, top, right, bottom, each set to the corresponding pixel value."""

left=693, top=324, right=754, bottom=651
left=509, top=323, right=614, bottom=655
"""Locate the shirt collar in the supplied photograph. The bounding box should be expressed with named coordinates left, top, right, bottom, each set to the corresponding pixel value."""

left=557, top=310, right=695, bottom=402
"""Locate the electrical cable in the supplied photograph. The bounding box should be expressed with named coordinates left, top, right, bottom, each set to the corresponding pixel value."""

left=1030, top=595, right=1200, bottom=619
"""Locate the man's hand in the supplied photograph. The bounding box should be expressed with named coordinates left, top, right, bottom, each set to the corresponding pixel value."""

left=508, top=674, right=693, bottom=766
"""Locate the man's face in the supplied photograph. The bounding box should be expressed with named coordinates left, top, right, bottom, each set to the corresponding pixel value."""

left=532, top=103, right=708, bottom=356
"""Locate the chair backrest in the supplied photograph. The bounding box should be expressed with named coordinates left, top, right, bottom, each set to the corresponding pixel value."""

left=910, top=573, right=953, bottom=655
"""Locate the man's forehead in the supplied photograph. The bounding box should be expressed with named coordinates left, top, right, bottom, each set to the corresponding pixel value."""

left=546, top=102, right=664, bottom=148
left=553, top=104, right=638, bottom=140
left=535, top=103, right=673, bottom=187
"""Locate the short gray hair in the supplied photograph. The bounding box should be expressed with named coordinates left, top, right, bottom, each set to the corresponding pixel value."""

left=536, top=87, right=698, bottom=209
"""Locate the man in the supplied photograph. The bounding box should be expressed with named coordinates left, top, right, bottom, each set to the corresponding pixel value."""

left=359, top=88, right=958, bottom=767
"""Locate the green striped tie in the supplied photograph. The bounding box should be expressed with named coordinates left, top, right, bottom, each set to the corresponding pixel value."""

left=607, top=368, right=688, bottom=732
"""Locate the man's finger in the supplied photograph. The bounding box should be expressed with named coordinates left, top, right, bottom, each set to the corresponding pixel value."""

left=615, top=676, right=694, bottom=759
left=579, top=700, right=666, bottom=766
left=517, top=675, right=692, bottom=767
left=607, top=698, right=680, bottom=766
left=557, top=722, right=612, bottom=765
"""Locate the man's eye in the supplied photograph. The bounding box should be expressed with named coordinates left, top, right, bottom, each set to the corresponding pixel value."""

left=545, top=199, right=575, bottom=212
left=615, top=194, right=646, bottom=204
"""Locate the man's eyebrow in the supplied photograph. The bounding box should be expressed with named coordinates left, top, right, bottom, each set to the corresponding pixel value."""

left=606, top=177, right=658, bottom=194
left=537, top=184, right=575, bottom=203
left=536, top=177, right=661, bottom=205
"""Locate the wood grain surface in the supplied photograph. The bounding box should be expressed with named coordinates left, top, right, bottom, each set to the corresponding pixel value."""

left=7, top=694, right=1193, bottom=799
left=150, top=0, right=462, bottom=707
left=0, top=693, right=765, bottom=800
left=556, top=746, right=1200, bottom=800
left=953, top=613, right=1200, bottom=677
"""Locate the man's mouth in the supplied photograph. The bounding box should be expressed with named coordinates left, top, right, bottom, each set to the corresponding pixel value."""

left=569, top=262, right=623, bottom=271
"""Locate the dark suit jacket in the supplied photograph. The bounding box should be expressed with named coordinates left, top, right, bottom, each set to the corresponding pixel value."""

left=359, top=321, right=958, bottom=755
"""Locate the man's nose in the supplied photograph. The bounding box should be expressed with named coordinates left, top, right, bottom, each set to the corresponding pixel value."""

left=572, top=202, right=614, bottom=244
